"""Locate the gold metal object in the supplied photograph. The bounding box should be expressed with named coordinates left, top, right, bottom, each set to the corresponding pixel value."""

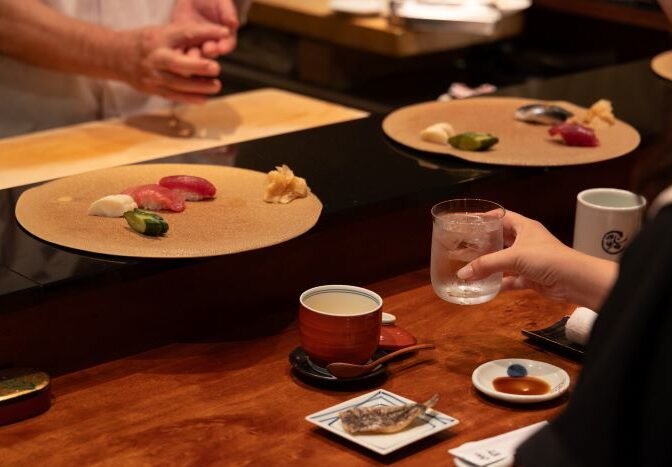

left=0, top=368, right=50, bottom=402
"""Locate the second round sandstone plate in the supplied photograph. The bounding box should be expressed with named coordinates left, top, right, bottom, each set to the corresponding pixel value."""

left=651, top=50, right=672, bottom=82
left=15, top=163, right=322, bottom=258
left=382, top=97, right=640, bottom=166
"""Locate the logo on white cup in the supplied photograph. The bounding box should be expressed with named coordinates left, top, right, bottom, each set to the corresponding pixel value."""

left=601, top=230, right=627, bottom=255
left=574, top=188, right=646, bottom=261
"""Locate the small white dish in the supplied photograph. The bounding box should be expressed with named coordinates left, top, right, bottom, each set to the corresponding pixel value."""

left=471, top=358, right=570, bottom=403
left=329, top=0, right=386, bottom=16
left=306, top=389, right=459, bottom=455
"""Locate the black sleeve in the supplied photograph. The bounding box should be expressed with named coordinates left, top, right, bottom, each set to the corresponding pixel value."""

left=516, top=205, right=672, bottom=467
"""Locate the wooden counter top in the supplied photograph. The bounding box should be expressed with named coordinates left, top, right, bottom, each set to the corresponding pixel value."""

left=248, top=0, right=524, bottom=57
left=0, top=269, right=579, bottom=465
left=0, top=88, right=367, bottom=190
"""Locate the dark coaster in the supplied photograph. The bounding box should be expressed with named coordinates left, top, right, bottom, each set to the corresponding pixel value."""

left=522, top=316, right=585, bottom=361
left=289, top=347, right=388, bottom=385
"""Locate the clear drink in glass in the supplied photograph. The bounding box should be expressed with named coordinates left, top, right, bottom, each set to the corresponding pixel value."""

left=431, top=199, right=505, bottom=305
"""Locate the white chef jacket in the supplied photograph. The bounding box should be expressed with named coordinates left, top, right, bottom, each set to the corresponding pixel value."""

left=0, top=0, right=251, bottom=138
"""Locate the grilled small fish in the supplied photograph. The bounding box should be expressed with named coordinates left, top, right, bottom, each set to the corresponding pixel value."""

left=515, top=104, right=573, bottom=125
left=339, top=394, right=439, bottom=434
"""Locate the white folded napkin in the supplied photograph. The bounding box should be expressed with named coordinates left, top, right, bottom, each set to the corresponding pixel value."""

left=449, top=421, right=548, bottom=466
left=565, top=306, right=598, bottom=346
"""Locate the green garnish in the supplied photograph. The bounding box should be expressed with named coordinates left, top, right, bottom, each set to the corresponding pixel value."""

left=448, top=132, right=499, bottom=151
left=123, top=209, right=169, bottom=236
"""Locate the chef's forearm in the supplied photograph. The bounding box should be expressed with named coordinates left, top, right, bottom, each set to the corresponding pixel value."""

left=0, top=0, right=124, bottom=80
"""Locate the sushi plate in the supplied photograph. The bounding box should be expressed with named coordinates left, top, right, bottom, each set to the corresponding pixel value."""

left=305, top=389, right=459, bottom=455
left=15, top=163, right=323, bottom=258
left=382, top=97, right=641, bottom=167
left=651, top=50, right=672, bottom=82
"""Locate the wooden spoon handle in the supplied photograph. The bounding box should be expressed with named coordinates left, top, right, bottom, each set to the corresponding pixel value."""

left=370, top=343, right=435, bottom=367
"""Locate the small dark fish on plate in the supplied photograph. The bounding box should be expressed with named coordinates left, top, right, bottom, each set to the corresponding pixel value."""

left=339, top=394, right=439, bottom=434
left=515, top=104, right=573, bottom=125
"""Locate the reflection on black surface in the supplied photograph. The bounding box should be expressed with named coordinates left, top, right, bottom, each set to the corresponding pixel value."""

left=225, top=116, right=500, bottom=214
left=382, top=134, right=497, bottom=182
left=0, top=265, right=39, bottom=296
left=1, top=185, right=128, bottom=287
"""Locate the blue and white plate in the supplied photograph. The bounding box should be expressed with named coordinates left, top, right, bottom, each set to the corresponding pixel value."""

left=305, top=389, right=459, bottom=455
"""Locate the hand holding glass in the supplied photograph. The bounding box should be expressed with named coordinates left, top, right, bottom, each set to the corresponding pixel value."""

left=431, top=199, right=505, bottom=305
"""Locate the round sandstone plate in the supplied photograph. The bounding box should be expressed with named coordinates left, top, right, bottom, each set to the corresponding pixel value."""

left=651, top=50, right=672, bottom=81
left=15, top=164, right=322, bottom=258
left=382, top=97, right=640, bottom=166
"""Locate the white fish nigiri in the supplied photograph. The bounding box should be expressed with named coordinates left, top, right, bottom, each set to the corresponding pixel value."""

left=420, top=122, right=455, bottom=145
left=88, top=194, right=138, bottom=217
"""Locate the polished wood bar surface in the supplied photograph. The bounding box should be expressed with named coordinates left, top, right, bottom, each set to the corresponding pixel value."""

left=0, top=269, right=579, bottom=465
left=248, top=0, right=523, bottom=57
left=0, top=88, right=367, bottom=190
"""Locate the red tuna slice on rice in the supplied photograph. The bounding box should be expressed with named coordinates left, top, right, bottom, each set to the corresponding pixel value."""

left=548, top=123, right=599, bottom=147
left=121, top=184, right=186, bottom=212
left=159, top=175, right=217, bottom=201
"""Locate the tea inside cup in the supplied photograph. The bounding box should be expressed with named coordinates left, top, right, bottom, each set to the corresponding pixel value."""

left=299, top=285, right=382, bottom=367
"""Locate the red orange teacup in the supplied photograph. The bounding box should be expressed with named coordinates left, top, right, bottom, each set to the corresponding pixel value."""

left=299, top=285, right=383, bottom=367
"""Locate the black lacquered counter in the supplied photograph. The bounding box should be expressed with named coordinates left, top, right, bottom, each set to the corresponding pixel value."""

left=0, top=117, right=499, bottom=291
left=2, top=58, right=671, bottom=374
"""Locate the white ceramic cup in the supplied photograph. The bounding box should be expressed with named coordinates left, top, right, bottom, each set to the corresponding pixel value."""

left=573, top=188, right=647, bottom=261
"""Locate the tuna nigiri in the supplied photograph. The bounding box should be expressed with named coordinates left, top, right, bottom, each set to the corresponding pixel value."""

left=121, top=184, right=186, bottom=212
left=159, top=175, right=216, bottom=201
left=549, top=123, right=599, bottom=147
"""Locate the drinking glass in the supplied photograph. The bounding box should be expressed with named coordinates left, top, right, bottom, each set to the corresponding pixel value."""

left=430, top=199, right=505, bottom=305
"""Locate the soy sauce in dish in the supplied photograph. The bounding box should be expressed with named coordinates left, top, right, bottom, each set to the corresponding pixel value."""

left=493, top=376, right=550, bottom=395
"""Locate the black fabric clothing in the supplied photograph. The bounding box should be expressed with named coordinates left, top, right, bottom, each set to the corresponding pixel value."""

left=516, top=205, right=672, bottom=467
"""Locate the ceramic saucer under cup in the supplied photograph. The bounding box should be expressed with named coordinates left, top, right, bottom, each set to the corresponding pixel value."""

left=289, top=347, right=388, bottom=384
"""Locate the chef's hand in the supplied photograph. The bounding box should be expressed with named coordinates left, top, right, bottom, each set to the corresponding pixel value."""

left=118, top=22, right=228, bottom=104
left=171, top=0, right=240, bottom=57
left=456, top=211, right=618, bottom=310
